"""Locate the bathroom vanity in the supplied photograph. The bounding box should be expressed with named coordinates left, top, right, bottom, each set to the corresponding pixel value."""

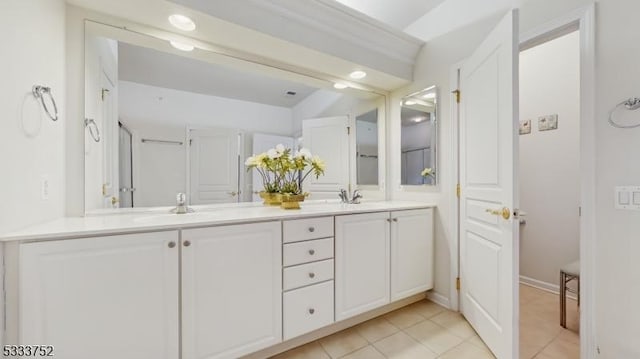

left=1, top=201, right=434, bottom=359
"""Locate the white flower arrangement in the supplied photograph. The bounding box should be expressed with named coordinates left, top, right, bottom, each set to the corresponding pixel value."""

left=246, top=144, right=326, bottom=195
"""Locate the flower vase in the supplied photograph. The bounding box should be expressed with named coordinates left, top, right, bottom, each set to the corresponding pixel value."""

left=279, top=193, right=306, bottom=210
left=259, top=191, right=281, bottom=206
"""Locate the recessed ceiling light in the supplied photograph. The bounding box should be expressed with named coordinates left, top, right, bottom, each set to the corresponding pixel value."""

left=422, top=92, right=436, bottom=99
left=169, top=14, right=196, bottom=31
left=333, top=83, right=348, bottom=89
left=170, top=41, right=194, bottom=52
left=349, top=70, right=367, bottom=79
left=404, top=100, right=416, bottom=105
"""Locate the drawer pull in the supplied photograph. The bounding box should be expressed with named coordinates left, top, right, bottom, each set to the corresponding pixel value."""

left=308, top=226, right=315, bottom=233
left=308, top=272, right=315, bottom=278
left=308, top=308, right=315, bottom=315
left=183, top=240, right=191, bottom=247
left=308, top=249, right=315, bottom=255
left=392, top=218, right=398, bottom=222
left=168, top=241, right=176, bottom=248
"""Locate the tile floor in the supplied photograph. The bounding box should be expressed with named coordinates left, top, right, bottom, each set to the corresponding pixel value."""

left=272, top=284, right=580, bottom=359
left=520, top=284, right=580, bottom=359
left=272, top=300, right=494, bottom=359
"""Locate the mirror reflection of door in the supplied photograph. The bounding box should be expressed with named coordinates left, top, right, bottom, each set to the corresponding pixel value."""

left=355, top=109, right=378, bottom=186
left=189, top=128, right=241, bottom=205
left=118, top=123, right=134, bottom=208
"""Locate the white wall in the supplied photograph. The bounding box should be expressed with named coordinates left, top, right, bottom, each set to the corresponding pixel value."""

left=519, top=31, right=580, bottom=289
left=119, top=81, right=293, bottom=136
left=0, top=0, right=66, bottom=233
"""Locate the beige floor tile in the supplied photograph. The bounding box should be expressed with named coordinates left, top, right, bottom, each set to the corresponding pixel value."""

left=405, top=300, right=446, bottom=319
left=354, top=317, right=399, bottom=343
left=340, top=345, right=386, bottom=359
left=373, top=331, right=437, bottom=359
left=383, top=306, right=426, bottom=329
left=318, top=328, right=368, bottom=359
left=539, top=337, right=580, bottom=359
left=466, top=334, right=490, bottom=350
left=520, top=286, right=580, bottom=359
left=438, top=342, right=496, bottom=359
left=534, top=353, right=557, bottom=359
left=430, top=311, right=476, bottom=339
left=404, top=320, right=464, bottom=354
left=271, top=341, right=330, bottom=359
left=520, top=340, right=544, bottom=359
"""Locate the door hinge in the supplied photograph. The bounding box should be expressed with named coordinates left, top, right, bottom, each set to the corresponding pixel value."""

left=456, top=277, right=461, bottom=291
left=101, top=88, right=110, bottom=101
left=452, top=89, right=461, bottom=103
left=347, top=126, right=351, bottom=135
left=456, top=184, right=461, bottom=198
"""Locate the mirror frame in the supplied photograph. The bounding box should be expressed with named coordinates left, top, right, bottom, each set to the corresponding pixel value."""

left=398, top=85, right=438, bottom=190
left=82, top=20, right=388, bottom=214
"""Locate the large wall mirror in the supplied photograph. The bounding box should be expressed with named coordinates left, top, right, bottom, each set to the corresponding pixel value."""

left=84, top=21, right=385, bottom=212
left=400, top=86, right=438, bottom=186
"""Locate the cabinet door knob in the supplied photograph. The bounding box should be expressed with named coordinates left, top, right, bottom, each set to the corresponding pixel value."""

left=168, top=241, right=176, bottom=248
left=393, top=218, right=398, bottom=222
left=308, top=249, right=315, bottom=255
left=309, top=272, right=315, bottom=278
left=308, top=308, right=315, bottom=315
left=386, top=218, right=392, bottom=222
left=308, top=226, right=315, bottom=233
left=183, top=240, right=191, bottom=247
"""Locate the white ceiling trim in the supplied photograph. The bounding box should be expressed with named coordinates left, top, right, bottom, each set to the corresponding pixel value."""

left=169, top=0, right=424, bottom=80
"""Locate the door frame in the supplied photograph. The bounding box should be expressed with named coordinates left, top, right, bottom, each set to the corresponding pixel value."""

left=449, top=4, right=596, bottom=358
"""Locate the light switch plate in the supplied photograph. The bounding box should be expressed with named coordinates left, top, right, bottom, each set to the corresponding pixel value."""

left=615, top=186, right=640, bottom=210
left=538, top=114, right=559, bottom=131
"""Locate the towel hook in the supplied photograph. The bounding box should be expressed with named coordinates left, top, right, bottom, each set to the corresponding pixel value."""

left=85, top=118, right=101, bottom=142
left=32, top=85, right=58, bottom=121
left=608, top=97, right=640, bottom=129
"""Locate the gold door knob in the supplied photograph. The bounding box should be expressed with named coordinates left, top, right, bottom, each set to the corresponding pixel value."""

left=111, top=196, right=119, bottom=206
left=485, top=207, right=511, bottom=220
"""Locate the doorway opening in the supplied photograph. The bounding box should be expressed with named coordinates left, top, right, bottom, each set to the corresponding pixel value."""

left=518, top=29, right=581, bottom=358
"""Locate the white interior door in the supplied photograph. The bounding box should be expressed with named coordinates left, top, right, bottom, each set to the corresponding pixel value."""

left=459, top=10, right=518, bottom=359
left=302, top=116, right=350, bottom=197
left=251, top=133, right=295, bottom=201
left=189, top=128, right=240, bottom=204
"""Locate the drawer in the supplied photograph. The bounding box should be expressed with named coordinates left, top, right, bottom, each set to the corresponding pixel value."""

left=283, top=238, right=333, bottom=267
left=283, top=281, right=334, bottom=340
left=283, top=217, right=334, bottom=243
left=283, top=259, right=334, bottom=291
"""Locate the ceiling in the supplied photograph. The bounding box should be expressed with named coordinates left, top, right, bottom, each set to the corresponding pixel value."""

left=118, top=42, right=319, bottom=108
left=333, top=0, right=447, bottom=30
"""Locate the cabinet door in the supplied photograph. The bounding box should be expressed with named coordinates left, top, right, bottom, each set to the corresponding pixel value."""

left=182, top=222, right=282, bottom=359
left=391, top=208, right=435, bottom=300
left=335, top=212, right=390, bottom=320
left=19, top=231, right=180, bottom=359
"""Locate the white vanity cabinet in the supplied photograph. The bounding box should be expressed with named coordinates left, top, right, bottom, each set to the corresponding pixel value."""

left=18, top=231, right=180, bottom=359
left=335, top=209, right=434, bottom=320
left=390, top=208, right=435, bottom=300
left=335, top=211, right=391, bottom=320
left=181, top=221, right=282, bottom=359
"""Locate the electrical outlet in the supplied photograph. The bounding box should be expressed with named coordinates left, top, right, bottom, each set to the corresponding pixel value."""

left=41, top=175, right=50, bottom=200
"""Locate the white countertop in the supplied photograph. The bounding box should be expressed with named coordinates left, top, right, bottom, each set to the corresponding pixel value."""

left=0, top=201, right=435, bottom=242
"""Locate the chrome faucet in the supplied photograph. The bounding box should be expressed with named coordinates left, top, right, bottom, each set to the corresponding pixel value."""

left=171, top=193, right=194, bottom=214
left=339, top=188, right=362, bottom=204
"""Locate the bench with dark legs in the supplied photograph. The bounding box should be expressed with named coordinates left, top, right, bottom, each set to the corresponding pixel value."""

left=560, top=260, right=580, bottom=328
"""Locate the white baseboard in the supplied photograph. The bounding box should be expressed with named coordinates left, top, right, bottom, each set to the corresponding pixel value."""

left=426, top=290, right=451, bottom=309
left=519, top=275, right=577, bottom=300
